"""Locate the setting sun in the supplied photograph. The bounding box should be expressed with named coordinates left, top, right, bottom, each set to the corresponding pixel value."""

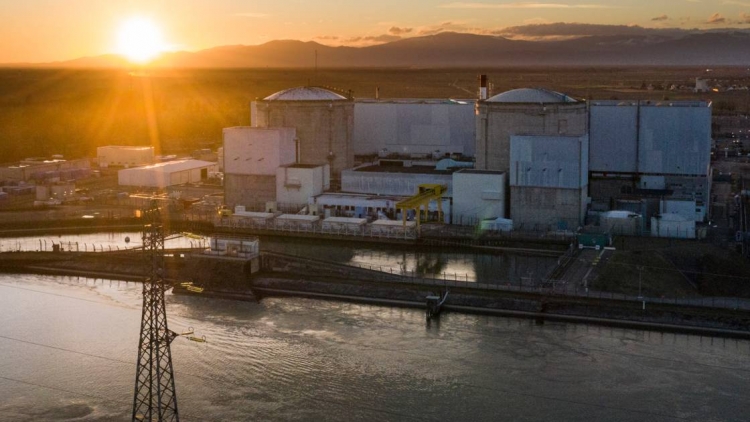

left=116, top=17, right=166, bottom=63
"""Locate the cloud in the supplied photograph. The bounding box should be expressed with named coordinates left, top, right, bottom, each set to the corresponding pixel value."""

left=343, top=34, right=402, bottom=44
left=651, top=15, right=669, bottom=22
left=707, top=13, right=726, bottom=24
left=439, top=2, right=616, bottom=9
left=418, top=21, right=484, bottom=35
left=389, top=26, right=413, bottom=35
left=496, top=22, right=686, bottom=38
left=235, top=13, right=269, bottom=18
left=742, top=13, right=750, bottom=24
left=315, top=36, right=340, bottom=41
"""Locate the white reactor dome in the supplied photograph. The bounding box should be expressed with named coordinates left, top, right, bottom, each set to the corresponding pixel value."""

left=486, top=88, right=577, bottom=104
left=263, top=86, right=348, bottom=101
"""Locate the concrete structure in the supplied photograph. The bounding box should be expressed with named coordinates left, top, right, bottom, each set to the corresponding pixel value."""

left=452, top=169, right=506, bottom=226
left=232, top=206, right=276, bottom=226
left=251, top=87, right=354, bottom=181
left=313, top=193, right=402, bottom=220
left=276, top=164, right=330, bottom=207
left=475, top=88, right=587, bottom=172
left=353, top=99, right=475, bottom=157
left=97, top=146, right=154, bottom=168
left=600, top=210, right=642, bottom=236
left=36, top=183, right=75, bottom=201
left=204, top=236, right=260, bottom=260
left=510, top=134, right=589, bottom=230
left=223, top=127, right=296, bottom=208
left=588, top=100, right=712, bottom=223
left=0, top=158, right=90, bottom=182
left=651, top=213, right=696, bottom=239
left=660, top=198, right=704, bottom=222
left=480, top=218, right=513, bottom=232
left=342, top=162, right=454, bottom=197
left=321, top=217, right=367, bottom=232
left=118, top=160, right=218, bottom=188
left=370, top=219, right=417, bottom=237
left=274, top=214, right=320, bottom=230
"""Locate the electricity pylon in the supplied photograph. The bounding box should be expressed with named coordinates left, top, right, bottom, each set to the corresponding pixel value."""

left=132, top=202, right=180, bottom=422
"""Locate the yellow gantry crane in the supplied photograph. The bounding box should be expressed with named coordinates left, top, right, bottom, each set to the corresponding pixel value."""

left=396, top=184, right=446, bottom=231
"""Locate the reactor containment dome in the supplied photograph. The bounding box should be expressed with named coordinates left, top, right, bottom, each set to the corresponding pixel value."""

left=486, top=88, right=577, bottom=104
left=263, top=86, right=348, bottom=102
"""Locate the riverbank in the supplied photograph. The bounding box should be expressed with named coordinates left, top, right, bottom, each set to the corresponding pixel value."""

left=2, top=250, right=747, bottom=339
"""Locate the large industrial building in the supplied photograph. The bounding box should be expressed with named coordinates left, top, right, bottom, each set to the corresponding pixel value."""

left=475, top=88, right=588, bottom=173
left=353, top=99, right=475, bottom=157
left=588, top=100, right=712, bottom=223
left=97, top=146, right=154, bottom=168
left=221, top=81, right=713, bottom=236
left=250, top=87, right=354, bottom=183
left=223, top=126, right=297, bottom=208
left=118, top=159, right=217, bottom=188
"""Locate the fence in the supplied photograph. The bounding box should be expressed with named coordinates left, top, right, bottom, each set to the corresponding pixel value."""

left=215, top=217, right=419, bottom=240
left=265, top=251, right=750, bottom=312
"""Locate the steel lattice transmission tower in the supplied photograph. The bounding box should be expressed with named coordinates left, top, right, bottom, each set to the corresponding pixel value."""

left=132, top=202, right=180, bottom=422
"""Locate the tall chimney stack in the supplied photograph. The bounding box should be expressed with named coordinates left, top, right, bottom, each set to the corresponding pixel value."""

left=479, top=74, right=488, bottom=100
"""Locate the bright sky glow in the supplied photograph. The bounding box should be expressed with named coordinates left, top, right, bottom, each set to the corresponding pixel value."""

left=0, top=0, right=748, bottom=62
left=116, top=17, right=166, bottom=63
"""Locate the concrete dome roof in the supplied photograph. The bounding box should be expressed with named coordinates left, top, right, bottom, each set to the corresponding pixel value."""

left=264, top=86, right=348, bottom=101
left=486, top=88, right=577, bottom=104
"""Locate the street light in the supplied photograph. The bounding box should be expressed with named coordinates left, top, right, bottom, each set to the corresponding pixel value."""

left=637, top=265, right=644, bottom=299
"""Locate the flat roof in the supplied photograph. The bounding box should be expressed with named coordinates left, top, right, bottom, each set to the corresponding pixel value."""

left=121, top=159, right=216, bottom=173
left=276, top=214, right=320, bottom=221
left=590, top=100, right=711, bottom=107
left=323, top=217, right=367, bottom=224
left=371, top=219, right=416, bottom=227
left=352, top=164, right=453, bottom=175
left=456, top=169, right=505, bottom=175
left=355, top=98, right=475, bottom=105
left=282, top=163, right=325, bottom=169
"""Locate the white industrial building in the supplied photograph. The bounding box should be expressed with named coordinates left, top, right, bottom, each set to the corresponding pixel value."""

left=452, top=169, right=506, bottom=226
left=276, top=163, right=330, bottom=206
left=342, top=161, right=455, bottom=197
left=353, top=99, right=475, bottom=157
left=223, top=126, right=297, bottom=208
left=222, top=80, right=714, bottom=238
left=588, top=100, right=712, bottom=224
left=118, top=159, right=217, bottom=188
left=510, top=134, right=589, bottom=230
left=97, top=146, right=154, bottom=167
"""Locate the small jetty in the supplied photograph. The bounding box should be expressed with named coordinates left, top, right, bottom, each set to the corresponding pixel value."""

left=426, top=290, right=449, bottom=319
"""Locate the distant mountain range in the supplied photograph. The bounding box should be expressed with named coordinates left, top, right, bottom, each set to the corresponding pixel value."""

left=12, top=31, right=750, bottom=68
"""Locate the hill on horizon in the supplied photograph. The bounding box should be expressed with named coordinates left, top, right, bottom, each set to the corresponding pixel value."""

left=8, top=31, right=750, bottom=68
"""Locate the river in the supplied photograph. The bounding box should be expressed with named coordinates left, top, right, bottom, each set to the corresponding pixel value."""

left=0, top=274, right=748, bottom=421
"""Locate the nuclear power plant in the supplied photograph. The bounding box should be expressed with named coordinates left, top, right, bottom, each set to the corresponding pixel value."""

left=222, top=76, right=712, bottom=237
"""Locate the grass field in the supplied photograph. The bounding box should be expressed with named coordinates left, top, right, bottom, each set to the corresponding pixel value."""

left=593, top=242, right=750, bottom=299
left=1, top=66, right=749, bottom=163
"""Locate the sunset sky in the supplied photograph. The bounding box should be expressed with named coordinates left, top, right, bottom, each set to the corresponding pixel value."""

left=1, top=0, right=749, bottom=63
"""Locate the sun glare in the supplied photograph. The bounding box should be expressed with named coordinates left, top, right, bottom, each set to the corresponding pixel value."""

left=116, top=17, right=166, bottom=63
